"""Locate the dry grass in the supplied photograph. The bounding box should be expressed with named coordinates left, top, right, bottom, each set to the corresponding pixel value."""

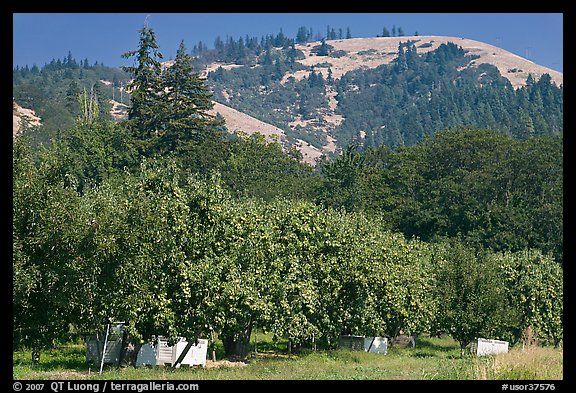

left=293, top=36, right=563, bottom=89
left=471, top=345, right=563, bottom=380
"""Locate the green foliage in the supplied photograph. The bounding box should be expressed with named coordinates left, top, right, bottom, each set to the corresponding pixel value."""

left=222, top=132, right=320, bottom=202
left=13, top=137, right=86, bottom=354
left=121, top=25, right=165, bottom=142
left=496, top=250, right=563, bottom=347
left=13, top=132, right=564, bottom=361
left=13, top=27, right=563, bottom=365
left=431, top=240, right=519, bottom=356
left=157, top=40, right=222, bottom=156
left=316, top=145, right=365, bottom=211
left=13, top=55, right=126, bottom=149
left=334, top=43, right=562, bottom=148
left=316, top=128, right=563, bottom=264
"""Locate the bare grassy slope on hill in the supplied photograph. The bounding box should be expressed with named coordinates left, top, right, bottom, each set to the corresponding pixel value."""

left=208, top=36, right=562, bottom=163
left=291, top=36, right=562, bottom=89
left=209, top=101, right=322, bottom=165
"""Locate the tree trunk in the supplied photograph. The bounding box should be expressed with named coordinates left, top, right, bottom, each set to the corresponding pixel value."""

left=287, top=339, right=302, bottom=355
left=119, top=333, right=142, bottom=367
left=221, top=319, right=253, bottom=361
left=460, top=342, right=467, bottom=358
left=31, top=345, right=40, bottom=364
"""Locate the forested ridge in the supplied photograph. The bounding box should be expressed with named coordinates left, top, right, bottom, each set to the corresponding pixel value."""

left=13, top=25, right=562, bottom=363
left=14, top=28, right=563, bottom=158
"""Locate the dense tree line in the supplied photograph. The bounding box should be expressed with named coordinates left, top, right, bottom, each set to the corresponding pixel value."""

left=335, top=42, right=563, bottom=148
left=190, top=25, right=353, bottom=68
left=317, top=128, right=563, bottom=263
left=12, top=134, right=563, bottom=361
left=204, top=41, right=562, bottom=154
left=13, top=25, right=563, bottom=364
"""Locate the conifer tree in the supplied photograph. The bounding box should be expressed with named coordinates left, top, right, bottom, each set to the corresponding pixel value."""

left=121, top=24, right=164, bottom=142
left=160, top=40, right=221, bottom=155
left=317, top=39, right=330, bottom=56
left=296, top=26, right=308, bottom=44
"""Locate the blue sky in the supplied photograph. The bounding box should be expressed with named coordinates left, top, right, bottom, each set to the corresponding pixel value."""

left=13, top=13, right=563, bottom=73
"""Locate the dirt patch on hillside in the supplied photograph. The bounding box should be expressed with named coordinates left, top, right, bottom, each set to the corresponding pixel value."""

left=210, top=101, right=322, bottom=165
left=13, top=102, right=41, bottom=139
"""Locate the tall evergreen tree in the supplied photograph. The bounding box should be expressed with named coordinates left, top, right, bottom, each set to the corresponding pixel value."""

left=296, top=26, right=309, bottom=44
left=121, top=25, right=165, bottom=142
left=160, top=40, right=221, bottom=155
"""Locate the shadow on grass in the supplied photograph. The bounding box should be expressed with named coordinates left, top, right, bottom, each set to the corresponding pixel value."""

left=416, top=336, right=460, bottom=354
left=414, top=352, right=435, bottom=358
left=15, top=345, right=89, bottom=372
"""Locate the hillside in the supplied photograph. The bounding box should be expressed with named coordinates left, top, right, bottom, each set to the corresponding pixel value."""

left=95, top=99, right=322, bottom=165
left=205, top=35, right=563, bottom=161
left=13, top=101, right=41, bottom=139
left=209, top=101, right=323, bottom=165
left=288, top=36, right=563, bottom=88
left=13, top=35, right=563, bottom=165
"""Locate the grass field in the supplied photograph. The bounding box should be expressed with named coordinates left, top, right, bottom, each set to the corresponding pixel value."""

left=13, top=333, right=562, bottom=380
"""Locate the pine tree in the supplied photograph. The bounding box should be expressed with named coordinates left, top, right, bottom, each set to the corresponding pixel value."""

left=317, top=39, right=330, bottom=56
left=65, top=80, right=80, bottom=113
left=327, top=67, right=334, bottom=84
left=159, top=40, right=222, bottom=155
left=121, top=24, right=164, bottom=141
left=296, top=26, right=308, bottom=44
left=382, top=27, right=391, bottom=37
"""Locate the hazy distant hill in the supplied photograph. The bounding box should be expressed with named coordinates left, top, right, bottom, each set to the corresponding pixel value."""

left=203, top=35, right=562, bottom=162
left=286, top=36, right=562, bottom=88
left=13, top=35, right=562, bottom=164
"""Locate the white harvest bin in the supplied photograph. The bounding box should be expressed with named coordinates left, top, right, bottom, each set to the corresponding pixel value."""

left=470, top=338, right=509, bottom=356
left=172, top=338, right=208, bottom=368
left=364, top=336, right=388, bottom=354
left=136, top=336, right=207, bottom=367
left=156, top=336, right=174, bottom=365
